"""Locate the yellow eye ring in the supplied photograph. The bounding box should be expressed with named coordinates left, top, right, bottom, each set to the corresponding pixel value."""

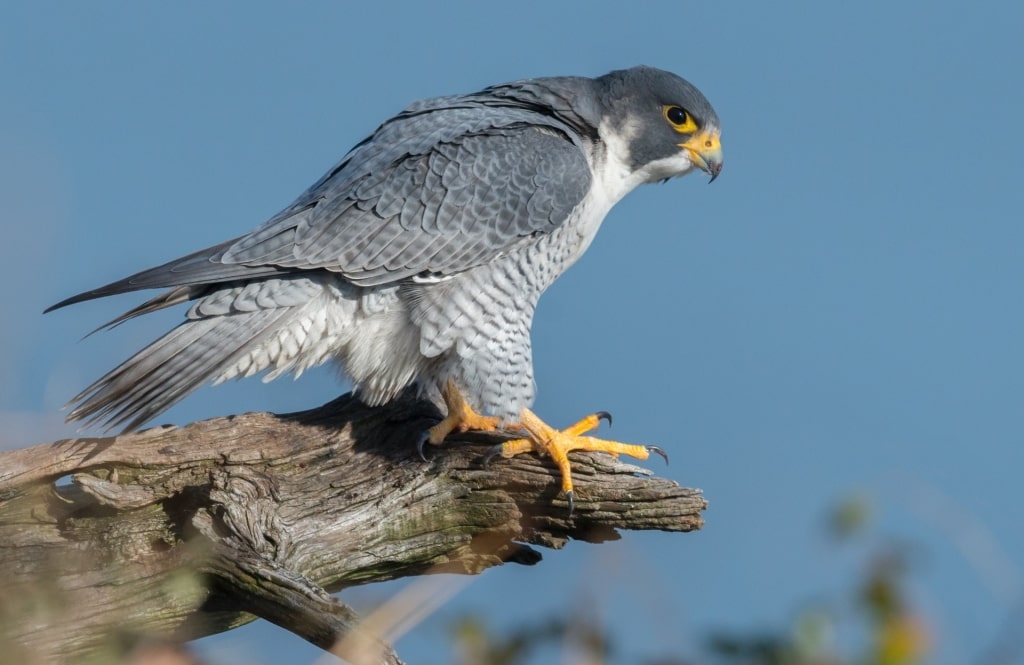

left=662, top=105, right=698, bottom=133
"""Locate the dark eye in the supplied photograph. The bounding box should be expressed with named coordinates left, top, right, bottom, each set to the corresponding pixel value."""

left=666, top=106, right=688, bottom=125
left=662, top=105, right=698, bottom=133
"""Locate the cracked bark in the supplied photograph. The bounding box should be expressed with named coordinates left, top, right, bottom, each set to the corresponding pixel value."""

left=0, top=392, right=706, bottom=664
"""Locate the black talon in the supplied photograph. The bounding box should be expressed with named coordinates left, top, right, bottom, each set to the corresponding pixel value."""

left=647, top=445, right=669, bottom=465
left=482, top=444, right=505, bottom=468
left=595, top=410, right=612, bottom=426
left=565, top=490, right=575, bottom=517
left=416, top=431, right=432, bottom=462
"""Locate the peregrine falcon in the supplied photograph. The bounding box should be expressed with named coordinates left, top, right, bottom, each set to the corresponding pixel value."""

left=48, top=66, right=722, bottom=506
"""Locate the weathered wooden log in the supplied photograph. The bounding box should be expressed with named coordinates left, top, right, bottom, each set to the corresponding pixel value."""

left=0, top=393, right=706, bottom=664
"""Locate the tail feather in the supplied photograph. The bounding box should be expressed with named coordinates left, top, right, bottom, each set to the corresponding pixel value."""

left=68, top=307, right=290, bottom=431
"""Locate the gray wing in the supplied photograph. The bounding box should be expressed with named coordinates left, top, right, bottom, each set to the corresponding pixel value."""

left=224, top=124, right=591, bottom=286
left=48, top=97, right=593, bottom=312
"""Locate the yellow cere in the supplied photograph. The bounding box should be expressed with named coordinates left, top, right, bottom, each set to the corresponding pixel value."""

left=680, top=130, right=721, bottom=153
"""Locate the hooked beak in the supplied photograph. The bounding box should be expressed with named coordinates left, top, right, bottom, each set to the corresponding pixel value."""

left=680, top=129, right=723, bottom=183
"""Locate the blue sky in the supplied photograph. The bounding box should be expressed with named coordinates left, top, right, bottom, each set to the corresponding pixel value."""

left=3, top=1, right=1023, bottom=662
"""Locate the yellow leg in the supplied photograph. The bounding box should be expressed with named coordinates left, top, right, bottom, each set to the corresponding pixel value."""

left=487, top=408, right=668, bottom=513
left=424, top=379, right=519, bottom=452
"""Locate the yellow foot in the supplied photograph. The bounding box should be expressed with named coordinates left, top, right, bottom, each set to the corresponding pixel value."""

left=483, top=408, right=668, bottom=514
left=420, top=379, right=519, bottom=459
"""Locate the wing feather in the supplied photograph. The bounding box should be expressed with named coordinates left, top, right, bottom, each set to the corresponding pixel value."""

left=49, top=93, right=593, bottom=309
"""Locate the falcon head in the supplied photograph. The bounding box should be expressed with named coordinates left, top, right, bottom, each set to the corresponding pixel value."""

left=596, top=66, right=723, bottom=184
